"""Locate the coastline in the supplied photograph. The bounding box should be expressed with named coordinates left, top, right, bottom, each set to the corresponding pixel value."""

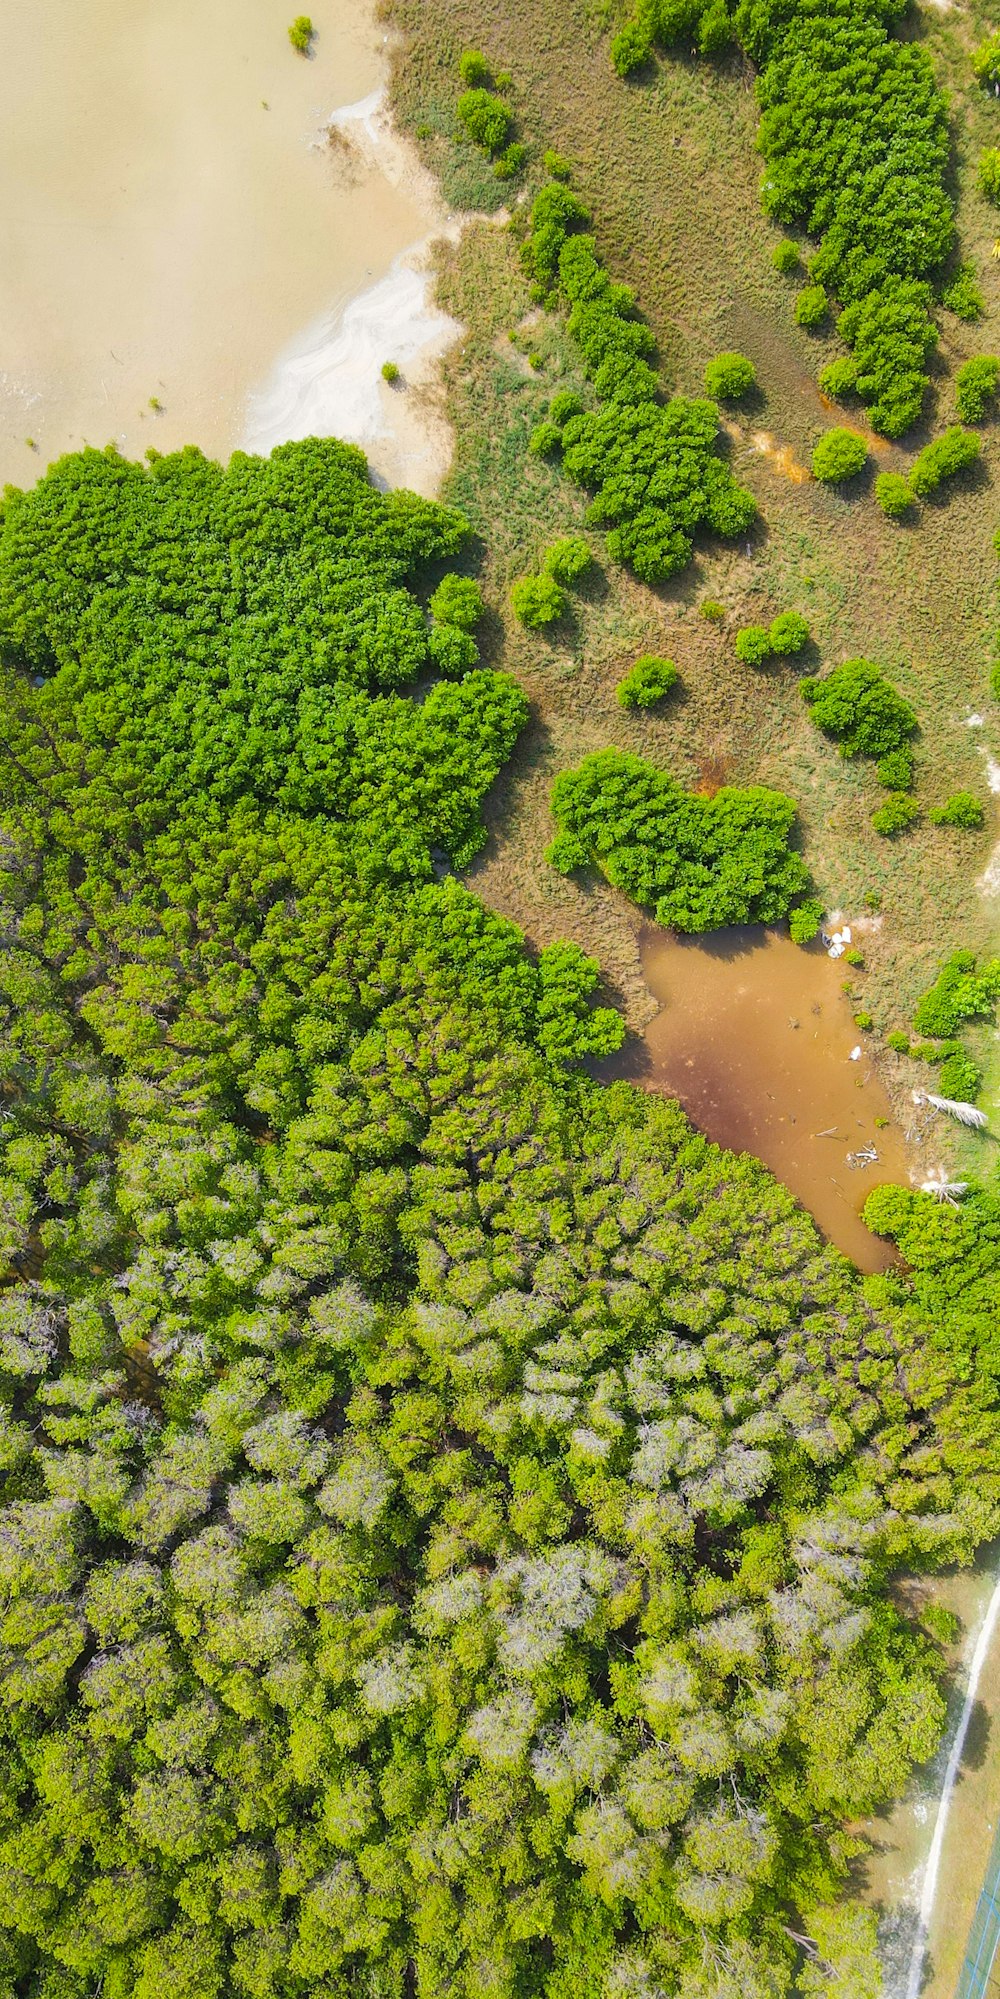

left=242, top=85, right=463, bottom=497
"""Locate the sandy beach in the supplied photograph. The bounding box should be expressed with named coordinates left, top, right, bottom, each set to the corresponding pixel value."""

left=0, top=0, right=459, bottom=492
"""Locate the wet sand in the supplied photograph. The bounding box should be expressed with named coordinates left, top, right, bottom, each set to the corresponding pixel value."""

left=0, top=0, right=454, bottom=490
left=608, top=925, right=912, bottom=1270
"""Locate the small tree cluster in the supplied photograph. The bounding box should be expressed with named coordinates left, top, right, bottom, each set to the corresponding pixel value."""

left=735, top=610, right=810, bottom=667
left=956, top=356, right=1000, bottom=423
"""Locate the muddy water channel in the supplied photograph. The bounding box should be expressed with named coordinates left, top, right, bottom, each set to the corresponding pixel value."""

left=612, top=925, right=912, bottom=1271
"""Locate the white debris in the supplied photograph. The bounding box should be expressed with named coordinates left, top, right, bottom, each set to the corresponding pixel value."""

left=849, top=1046, right=862, bottom=1062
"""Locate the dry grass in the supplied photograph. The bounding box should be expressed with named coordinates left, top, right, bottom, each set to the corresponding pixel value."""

left=390, top=0, right=1000, bottom=1118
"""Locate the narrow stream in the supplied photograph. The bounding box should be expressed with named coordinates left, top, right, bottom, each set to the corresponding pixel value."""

left=607, top=924, right=912, bottom=1271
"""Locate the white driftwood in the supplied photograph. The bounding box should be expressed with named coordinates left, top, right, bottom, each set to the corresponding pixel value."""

left=913, top=1090, right=988, bottom=1130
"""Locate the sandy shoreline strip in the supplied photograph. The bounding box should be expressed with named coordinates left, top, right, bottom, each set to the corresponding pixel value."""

left=242, top=86, right=464, bottom=496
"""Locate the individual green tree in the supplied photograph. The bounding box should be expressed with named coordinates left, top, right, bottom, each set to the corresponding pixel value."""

left=769, top=610, right=810, bottom=656
left=381, top=360, right=400, bottom=384
left=973, top=33, right=1000, bottom=87
left=287, top=15, right=313, bottom=52
left=703, top=352, right=756, bottom=400
left=458, top=48, right=491, bottom=86
left=611, top=20, right=653, bottom=73
left=979, top=149, right=1000, bottom=203
left=811, top=428, right=868, bottom=483
left=456, top=88, right=512, bottom=155
left=617, top=655, right=679, bottom=707
left=429, top=573, right=484, bottom=631
left=956, top=355, right=1000, bottom=422
left=735, top=624, right=773, bottom=666
left=801, top=658, right=917, bottom=765
left=543, top=535, right=594, bottom=583
left=942, top=264, right=985, bottom=320
left=818, top=357, right=858, bottom=399
left=772, top=237, right=799, bottom=274
left=511, top=572, right=567, bottom=625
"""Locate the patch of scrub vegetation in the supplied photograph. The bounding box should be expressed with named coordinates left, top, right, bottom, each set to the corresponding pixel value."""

left=388, top=0, right=997, bottom=1091
left=609, top=0, right=957, bottom=437
left=548, top=746, right=811, bottom=928
left=617, top=651, right=680, bottom=706
left=287, top=13, right=314, bottom=53
left=7, top=436, right=1000, bottom=1999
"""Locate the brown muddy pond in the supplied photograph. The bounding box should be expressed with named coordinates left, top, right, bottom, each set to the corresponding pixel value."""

left=609, top=925, right=912, bottom=1272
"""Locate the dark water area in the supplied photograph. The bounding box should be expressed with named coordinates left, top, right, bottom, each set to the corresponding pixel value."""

left=606, top=924, right=912, bottom=1272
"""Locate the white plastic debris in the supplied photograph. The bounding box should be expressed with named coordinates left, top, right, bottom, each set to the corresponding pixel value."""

left=849, top=1046, right=861, bottom=1061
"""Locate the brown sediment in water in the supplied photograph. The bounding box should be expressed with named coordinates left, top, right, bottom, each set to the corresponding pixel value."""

left=605, top=924, right=913, bottom=1271
left=0, top=0, right=444, bottom=487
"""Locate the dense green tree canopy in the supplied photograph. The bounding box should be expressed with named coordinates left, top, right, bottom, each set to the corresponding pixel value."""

left=0, top=438, right=997, bottom=1999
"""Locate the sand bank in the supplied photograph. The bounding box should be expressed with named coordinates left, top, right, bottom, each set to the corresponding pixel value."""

left=243, top=89, right=462, bottom=494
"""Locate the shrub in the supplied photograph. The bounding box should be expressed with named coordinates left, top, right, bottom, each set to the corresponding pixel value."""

left=529, top=420, right=562, bottom=457
left=544, top=149, right=573, bottom=180
left=611, top=21, right=653, bottom=73
left=429, top=574, right=484, bottom=631
left=287, top=15, right=313, bottom=52
left=973, top=33, right=1000, bottom=87
left=818, top=357, right=858, bottom=399
left=886, top=1030, right=911, bottom=1054
left=795, top=284, right=828, bottom=330
left=929, top=791, right=985, bottom=829
left=854, top=1010, right=874, bottom=1030
left=511, top=573, right=566, bottom=626
left=876, top=747, right=915, bottom=790
left=939, top=1050, right=982, bottom=1099
left=617, top=654, right=680, bottom=707
left=802, top=658, right=917, bottom=765
left=789, top=896, right=825, bottom=943
left=956, top=356, right=1000, bottom=424
left=426, top=624, right=479, bottom=676
left=979, top=149, right=1000, bottom=205
left=837, top=282, right=938, bottom=438
left=549, top=390, right=584, bottom=426
left=874, top=472, right=914, bottom=520
left=548, top=748, right=810, bottom=929
left=381, top=360, right=400, bottom=385
left=543, top=536, right=593, bottom=583
left=495, top=143, right=527, bottom=180
left=458, top=49, right=490, bottom=86
left=914, top=950, right=1000, bottom=1036
left=908, top=426, right=980, bottom=499
left=811, top=428, right=868, bottom=483
left=457, top=88, right=512, bottom=155
left=772, top=238, right=800, bottom=275
left=700, top=598, right=726, bottom=622
left=872, top=794, right=919, bottom=836
left=769, top=610, right=810, bottom=656
left=941, top=266, right=984, bottom=321
left=704, top=352, right=756, bottom=400
left=735, top=623, right=773, bottom=666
